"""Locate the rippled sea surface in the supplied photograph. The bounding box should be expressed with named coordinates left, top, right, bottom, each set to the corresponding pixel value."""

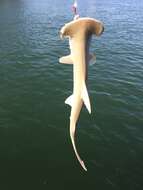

left=0, top=0, right=143, bottom=189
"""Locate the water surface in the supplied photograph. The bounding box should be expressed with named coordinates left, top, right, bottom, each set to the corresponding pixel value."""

left=0, top=0, right=143, bottom=189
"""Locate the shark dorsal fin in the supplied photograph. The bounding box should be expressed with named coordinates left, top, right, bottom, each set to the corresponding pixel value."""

left=82, top=84, right=91, bottom=114
left=65, top=84, right=91, bottom=114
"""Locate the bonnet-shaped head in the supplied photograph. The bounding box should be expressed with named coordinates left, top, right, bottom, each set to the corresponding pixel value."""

left=60, top=17, right=104, bottom=39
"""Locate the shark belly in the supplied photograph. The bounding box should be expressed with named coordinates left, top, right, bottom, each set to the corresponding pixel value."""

left=70, top=61, right=86, bottom=122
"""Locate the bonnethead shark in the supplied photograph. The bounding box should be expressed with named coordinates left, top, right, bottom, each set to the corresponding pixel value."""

left=59, top=17, right=104, bottom=171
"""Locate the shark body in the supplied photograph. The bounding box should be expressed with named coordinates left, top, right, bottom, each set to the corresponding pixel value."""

left=59, top=18, right=104, bottom=171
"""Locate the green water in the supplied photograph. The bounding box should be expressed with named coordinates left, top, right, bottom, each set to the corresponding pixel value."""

left=0, top=0, right=143, bottom=189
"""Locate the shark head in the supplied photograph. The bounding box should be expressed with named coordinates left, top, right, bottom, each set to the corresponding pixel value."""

left=60, top=17, right=104, bottom=39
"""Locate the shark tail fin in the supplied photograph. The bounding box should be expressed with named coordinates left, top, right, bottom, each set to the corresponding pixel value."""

left=70, top=121, right=87, bottom=171
left=82, top=83, right=91, bottom=114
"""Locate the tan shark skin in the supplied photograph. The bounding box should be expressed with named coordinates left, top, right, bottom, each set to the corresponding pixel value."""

left=59, top=18, right=104, bottom=171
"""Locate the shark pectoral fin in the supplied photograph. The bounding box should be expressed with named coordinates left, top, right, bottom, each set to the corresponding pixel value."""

left=89, top=53, right=96, bottom=66
left=59, top=55, right=73, bottom=64
left=82, top=84, right=91, bottom=114
left=65, top=94, right=74, bottom=107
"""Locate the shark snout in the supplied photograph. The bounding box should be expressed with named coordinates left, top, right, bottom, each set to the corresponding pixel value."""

left=59, top=25, right=66, bottom=39
left=59, top=31, right=64, bottom=39
left=99, top=24, right=104, bottom=36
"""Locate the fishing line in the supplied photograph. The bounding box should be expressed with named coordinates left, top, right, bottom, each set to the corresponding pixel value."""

left=71, top=0, right=80, bottom=20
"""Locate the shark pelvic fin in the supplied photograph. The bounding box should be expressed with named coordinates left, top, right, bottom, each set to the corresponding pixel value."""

left=82, top=84, right=91, bottom=114
left=65, top=94, right=74, bottom=107
left=59, top=55, right=73, bottom=64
